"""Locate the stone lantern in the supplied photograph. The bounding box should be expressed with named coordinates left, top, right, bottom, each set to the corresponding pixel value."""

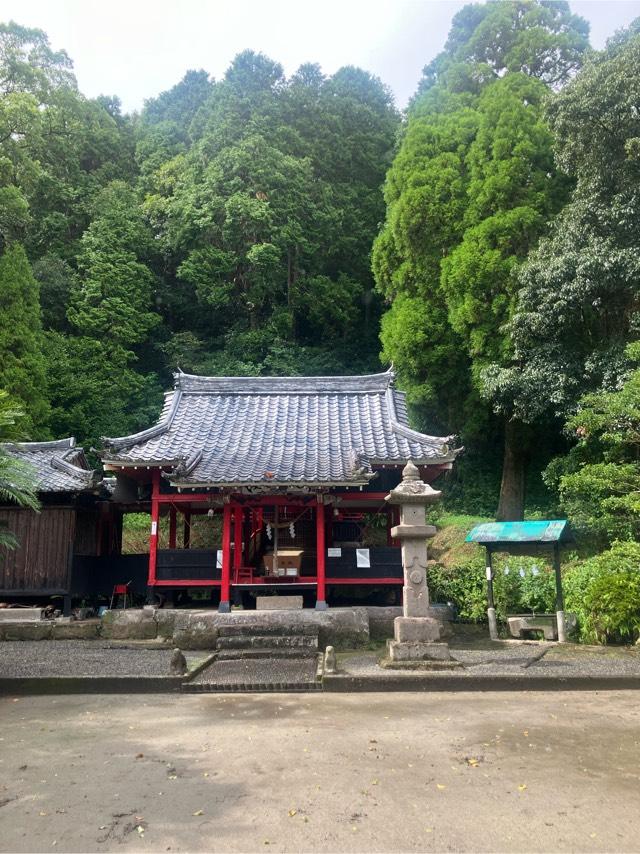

left=383, top=461, right=457, bottom=668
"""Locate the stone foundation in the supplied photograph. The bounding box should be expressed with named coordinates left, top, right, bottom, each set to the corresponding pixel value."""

left=0, top=605, right=454, bottom=649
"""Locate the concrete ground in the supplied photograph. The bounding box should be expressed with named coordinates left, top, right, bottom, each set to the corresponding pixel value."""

left=0, top=692, right=639, bottom=853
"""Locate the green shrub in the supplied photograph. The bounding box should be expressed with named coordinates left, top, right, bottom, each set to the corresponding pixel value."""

left=564, top=541, right=640, bottom=644
left=428, top=552, right=556, bottom=623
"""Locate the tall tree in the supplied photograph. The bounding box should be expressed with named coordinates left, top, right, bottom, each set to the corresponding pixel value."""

left=373, top=0, right=589, bottom=519
left=0, top=243, right=49, bottom=434
left=484, top=22, right=640, bottom=426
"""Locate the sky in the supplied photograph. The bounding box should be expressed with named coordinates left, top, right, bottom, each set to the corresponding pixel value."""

left=3, top=0, right=640, bottom=112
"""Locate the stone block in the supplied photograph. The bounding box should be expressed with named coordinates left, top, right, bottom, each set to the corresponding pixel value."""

left=52, top=620, right=100, bottom=640
left=173, top=614, right=219, bottom=650
left=100, top=609, right=157, bottom=640
left=256, top=596, right=303, bottom=611
left=0, top=621, right=53, bottom=641
left=154, top=608, right=178, bottom=639
left=386, top=639, right=452, bottom=661
left=366, top=606, right=402, bottom=640
left=394, top=616, right=442, bottom=643
left=0, top=608, right=44, bottom=622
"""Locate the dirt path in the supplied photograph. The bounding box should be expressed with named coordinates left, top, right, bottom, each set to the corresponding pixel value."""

left=0, top=691, right=638, bottom=852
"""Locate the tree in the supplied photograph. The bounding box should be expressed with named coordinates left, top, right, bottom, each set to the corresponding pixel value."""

left=141, top=50, right=398, bottom=377
left=373, top=0, right=588, bottom=519
left=544, top=343, right=640, bottom=548
left=483, top=23, right=640, bottom=427
left=0, top=243, right=49, bottom=434
left=0, top=391, right=39, bottom=547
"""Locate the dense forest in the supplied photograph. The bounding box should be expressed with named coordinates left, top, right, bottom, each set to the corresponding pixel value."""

left=0, top=2, right=638, bottom=546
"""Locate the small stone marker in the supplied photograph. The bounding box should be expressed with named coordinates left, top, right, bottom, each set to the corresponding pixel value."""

left=169, top=647, right=187, bottom=675
left=383, top=461, right=460, bottom=669
left=324, top=645, right=337, bottom=674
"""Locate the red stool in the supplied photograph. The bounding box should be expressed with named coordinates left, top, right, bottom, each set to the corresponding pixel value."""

left=110, top=581, right=132, bottom=610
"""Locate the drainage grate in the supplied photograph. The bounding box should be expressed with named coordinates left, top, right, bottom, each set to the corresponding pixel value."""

left=183, top=656, right=322, bottom=693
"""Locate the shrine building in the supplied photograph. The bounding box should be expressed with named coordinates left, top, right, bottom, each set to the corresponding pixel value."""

left=100, top=369, right=459, bottom=611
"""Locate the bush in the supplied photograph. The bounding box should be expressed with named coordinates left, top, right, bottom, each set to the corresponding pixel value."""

left=428, top=552, right=557, bottom=623
left=564, top=541, right=640, bottom=644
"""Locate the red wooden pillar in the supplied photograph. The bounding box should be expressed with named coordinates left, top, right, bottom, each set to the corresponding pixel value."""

left=315, top=496, right=327, bottom=610
left=183, top=508, right=191, bottom=549
left=233, top=505, right=243, bottom=579
left=169, top=505, right=177, bottom=549
left=147, top=468, right=161, bottom=596
left=219, top=503, right=232, bottom=612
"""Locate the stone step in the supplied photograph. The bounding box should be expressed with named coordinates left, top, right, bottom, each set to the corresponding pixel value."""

left=216, top=634, right=318, bottom=651
left=217, top=623, right=318, bottom=638
left=215, top=648, right=318, bottom=661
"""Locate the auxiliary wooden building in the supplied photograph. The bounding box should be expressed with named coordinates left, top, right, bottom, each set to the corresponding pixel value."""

left=101, top=370, right=459, bottom=611
left=0, top=438, right=117, bottom=613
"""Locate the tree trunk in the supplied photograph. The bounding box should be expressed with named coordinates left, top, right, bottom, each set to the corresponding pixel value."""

left=496, top=418, right=527, bottom=521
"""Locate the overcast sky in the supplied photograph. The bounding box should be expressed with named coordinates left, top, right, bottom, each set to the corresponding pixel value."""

left=4, top=0, right=640, bottom=112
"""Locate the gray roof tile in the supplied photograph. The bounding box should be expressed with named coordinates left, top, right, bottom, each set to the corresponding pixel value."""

left=102, top=370, right=459, bottom=486
left=2, top=438, right=97, bottom=493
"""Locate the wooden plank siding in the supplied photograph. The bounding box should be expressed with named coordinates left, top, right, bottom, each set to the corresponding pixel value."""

left=0, top=507, right=77, bottom=594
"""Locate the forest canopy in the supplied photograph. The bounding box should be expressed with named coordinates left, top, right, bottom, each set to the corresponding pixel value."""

left=0, top=4, right=639, bottom=534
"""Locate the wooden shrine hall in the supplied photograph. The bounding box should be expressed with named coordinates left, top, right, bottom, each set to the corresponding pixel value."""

left=100, top=370, right=460, bottom=611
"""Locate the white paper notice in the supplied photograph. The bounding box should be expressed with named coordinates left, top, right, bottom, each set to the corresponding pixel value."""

left=151, top=521, right=157, bottom=536
left=327, top=547, right=342, bottom=558
left=356, top=548, right=371, bottom=569
left=216, top=550, right=223, bottom=569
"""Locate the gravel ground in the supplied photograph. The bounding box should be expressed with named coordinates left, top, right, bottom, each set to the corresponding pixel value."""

left=336, top=641, right=640, bottom=680
left=0, top=641, right=174, bottom=677
left=193, top=657, right=318, bottom=686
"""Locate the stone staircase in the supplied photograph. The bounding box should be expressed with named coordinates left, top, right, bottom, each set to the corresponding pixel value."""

left=182, top=622, right=322, bottom=692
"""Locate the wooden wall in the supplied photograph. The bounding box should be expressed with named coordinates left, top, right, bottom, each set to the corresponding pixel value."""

left=0, top=506, right=76, bottom=594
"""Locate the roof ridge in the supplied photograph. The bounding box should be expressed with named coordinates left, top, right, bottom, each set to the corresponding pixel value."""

left=101, top=390, right=182, bottom=451
left=174, top=369, right=395, bottom=395
left=385, top=387, right=459, bottom=457
left=3, top=437, right=76, bottom=452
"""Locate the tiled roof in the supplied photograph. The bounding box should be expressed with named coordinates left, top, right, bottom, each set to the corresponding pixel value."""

left=101, top=370, right=459, bottom=487
left=2, top=438, right=97, bottom=494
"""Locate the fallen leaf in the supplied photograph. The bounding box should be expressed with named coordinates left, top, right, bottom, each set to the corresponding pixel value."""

left=193, top=810, right=204, bottom=816
left=466, top=758, right=480, bottom=767
left=590, top=833, right=597, bottom=839
left=39, top=811, right=48, bottom=817
left=136, top=826, right=145, bottom=836
left=99, top=826, right=107, bottom=830
left=288, top=809, right=297, bottom=817
left=168, top=775, right=177, bottom=780
left=436, top=784, right=446, bottom=790
left=523, top=731, right=529, bottom=737
left=425, top=828, right=433, bottom=833
left=518, top=784, right=527, bottom=792
left=203, top=772, right=209, bottom=778
left=135, top=753, right=144, bottom=759
left=371, top=779, right=379, bottom=785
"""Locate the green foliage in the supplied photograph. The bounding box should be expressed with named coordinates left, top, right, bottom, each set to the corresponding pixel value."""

left=418, top=1, right=589, bottom=95
left=484, top=27, right=640, bottom=424
left=0, top=242, right=49, bottom=434
left=0, top=390, right=39, bottom=547
left=543, top=343, right=640, bottom=547
left=373, top=2, right=587, bottom=519
left=429, top=550, right=556, bottom=623
left=564, top=542, right=640, bottom=644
